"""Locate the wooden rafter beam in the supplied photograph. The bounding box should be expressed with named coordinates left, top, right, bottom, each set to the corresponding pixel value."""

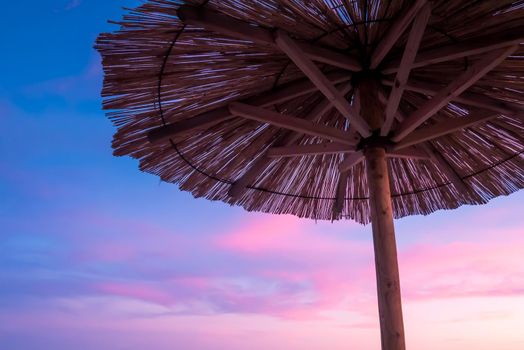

left=177, top=5, right=362, bottom=71
left=274, top=30, right=372, bottom=137
left=370, top=0, right=428, bottom=69
left=283, top=82, right=354, bottom=146
left=332, top=171, right=348, bottom=219
left=382, top=26, right=524, bottom=74
left=267, top=142, right=356, bottom=158
left=338, top=151, right=365, bottom=172
left=250, top=73, right=350, bottom=107
left=387, top=147, right=430, bottom=160
left=148, top=72, right=350, bottom=143
left=228, top=83, right=355, bottom=199
left=229, top=102, right=356, bottom=145
left=420, top=143, right=473, bottom=199
left=392, top=45, right=518, bottom=142
left=395, top=112, right=500, bottom=150
left=228, top=155, right=273, bottom=198
left=382, top=78, right=522, bottom=115
left=378, top=87, right=405, bottom=123
left=267, top=143, right=430, bottom=160
left=382, top=4, right=431, bottom=136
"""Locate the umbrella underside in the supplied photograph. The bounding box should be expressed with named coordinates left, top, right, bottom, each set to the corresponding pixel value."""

left=96, top=0, right=524, bottom=224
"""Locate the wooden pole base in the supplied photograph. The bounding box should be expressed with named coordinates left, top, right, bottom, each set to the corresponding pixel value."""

left=365, top=147, right=406, bottom=350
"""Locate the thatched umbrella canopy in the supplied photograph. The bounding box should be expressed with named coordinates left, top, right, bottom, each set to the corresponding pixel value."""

left=96, top=1, right=524, bottom=349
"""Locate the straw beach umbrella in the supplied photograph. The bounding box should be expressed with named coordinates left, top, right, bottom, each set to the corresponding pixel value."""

left=96, top=1, right=524, bottom=348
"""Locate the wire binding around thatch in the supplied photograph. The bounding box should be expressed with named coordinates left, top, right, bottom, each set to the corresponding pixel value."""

left=96, top=0, right=524, bottom=224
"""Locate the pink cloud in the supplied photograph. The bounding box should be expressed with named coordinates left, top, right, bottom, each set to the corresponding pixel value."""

left=57, top=211, right=199, bottom=264
left=15, top=201, right=522, bottom=323
left=95, top=282, right=173, bottom=305
left=21, top=54, right=102, bottom=99
left=207, top=210, right=524, bottom=319
left=214, top=215, right=305, bottom=253
left=214, top=214, right=368, bottom=257
left=65, top=0, right=82, bottom=11
left=399, top=228, right=524, bottom=301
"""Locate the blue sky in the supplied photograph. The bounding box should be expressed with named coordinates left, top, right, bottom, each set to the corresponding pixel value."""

left=1, top=1, right=524, bottom=349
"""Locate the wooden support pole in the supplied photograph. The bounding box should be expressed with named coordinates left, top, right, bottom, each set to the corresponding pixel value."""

left=365, top=147, right=406, bottom=350
left=360, top=78, right=405, bottom=350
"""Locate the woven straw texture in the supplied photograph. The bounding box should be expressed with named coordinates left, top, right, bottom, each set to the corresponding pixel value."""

left=96, top=0, right=524, bottom=224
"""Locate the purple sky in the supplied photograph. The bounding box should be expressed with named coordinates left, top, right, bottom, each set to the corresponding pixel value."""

left=1, top=1, right=524, bottom=349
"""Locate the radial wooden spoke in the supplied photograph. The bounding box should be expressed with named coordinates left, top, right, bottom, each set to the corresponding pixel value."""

left=338, top=151, right=365, bottom=172
left=332, top=171, right=349, bottom=219
left=251, top=73, right=350, bottom=107
left=370, top=0, right=428, bottom=69
left=279, top=82, right=355, bottom=146
left=267, top=142, right=356, bottom=158
left=177, top=5, right=361, bottom=71
left=274, top=30, right=372, bottom=137
left=420, top=144, right=473, bottom=199
left=148, top=72, right=350, bottom=143
left=228, top=155, right=273, bottom=198
left=382, top=26, right=524, bottom=74
left=229, top=102, right=356, bottom=145
left=228, top=83, right=355, bottom=199
left=378, top=87, right=406, bottom=123
left=382, top=78, right=522, bottom=115
left=392, top=45, right=518, bottom=142
left=382, top=4, right=431, bottom=136
left=228, top=128, right=305, bottom=198
left=395, top=112, right=501, bottom=150
left=387, top=147, right=430, bottom=160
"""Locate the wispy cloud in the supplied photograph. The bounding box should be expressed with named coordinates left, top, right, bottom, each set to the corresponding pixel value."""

left=20, top=54, right=102, bottom=102
left=65, top=0, right=82, bottom=11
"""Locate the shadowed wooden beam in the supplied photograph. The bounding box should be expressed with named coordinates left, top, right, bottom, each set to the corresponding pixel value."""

left=395, top=112, right=500, bottom=149
left=338, top=151, right=365, bottom=172
left=358, top=78, right=385, bottom=131
left=228, top=155, right=273, bottom=198
left=387, top=147, right=430, bottom=160
left=177, top=5, right=361, bottom=71
left=229, top=102, right=357, bottom=145
left=392, top=45, right=518, bottom=142
left=378, top=87, right=406, bottom=124
left=267, top=142, right=356, bottom=158
left=370, top=0, right=427, bottom=69
left=382, top=26, right=524, bottom=74
left=274, top=30, right=372, bottom=137
left=228, top=84, right=355, bottom=199
left=382, top=78, right=523, bottom=115
left=267, top=143, right=429, bottom=159
left=332, top=170, right=349, bottom=219
left=420, top=143, right=473, bottom=199
left=382, top=4, right=431, bottom=136
left=148, top=72, right=350, bottom=143
left=283, top=82, right=354, bottom=146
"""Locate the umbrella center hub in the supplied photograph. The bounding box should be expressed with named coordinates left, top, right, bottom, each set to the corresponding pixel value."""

left=357, top=131, right=393, bottom=151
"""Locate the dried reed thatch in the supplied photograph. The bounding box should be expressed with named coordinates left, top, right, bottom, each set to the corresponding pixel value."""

left=96, top=0, right=524, bottom=224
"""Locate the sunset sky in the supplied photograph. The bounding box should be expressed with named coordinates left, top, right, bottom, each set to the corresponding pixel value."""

left=1, top=1, right=524, bottom=349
